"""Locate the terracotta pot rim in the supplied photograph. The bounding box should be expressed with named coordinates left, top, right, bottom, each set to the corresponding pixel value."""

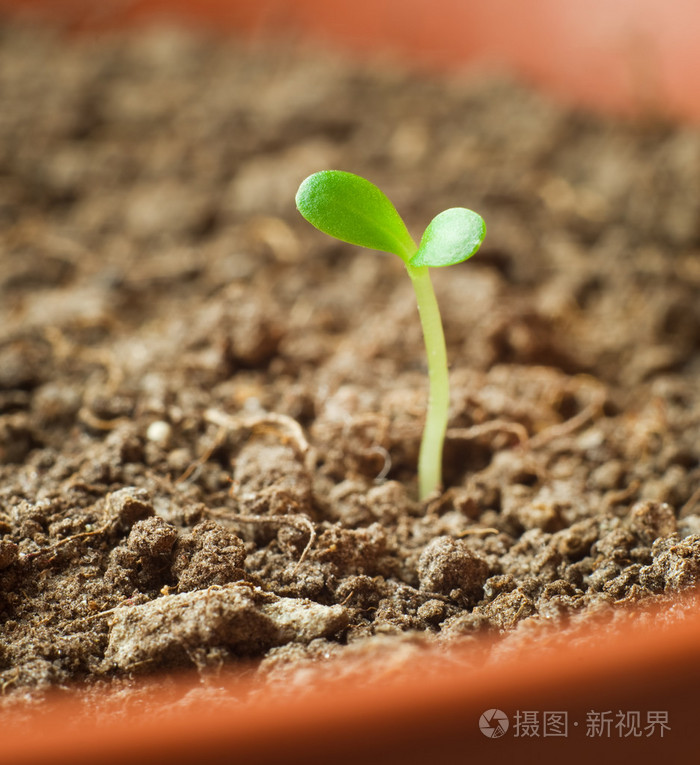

left=4, top=591, right=700, bottom=764
left=1, top=0, right=700, bottom=122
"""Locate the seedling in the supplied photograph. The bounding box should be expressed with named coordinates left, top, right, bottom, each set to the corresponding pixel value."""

left=296, top=170, right=485, bottom=500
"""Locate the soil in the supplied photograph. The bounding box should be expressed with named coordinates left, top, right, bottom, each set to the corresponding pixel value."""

left=1, top=22, right=700, bottom=715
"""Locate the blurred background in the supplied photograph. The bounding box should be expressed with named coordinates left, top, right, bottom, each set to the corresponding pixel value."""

left=1, top=0, right=699, bottom=392
left=1, top=0, right=700, bottom=121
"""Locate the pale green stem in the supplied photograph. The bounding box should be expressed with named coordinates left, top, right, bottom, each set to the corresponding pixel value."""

left=406, top=263, right=450, bottom=500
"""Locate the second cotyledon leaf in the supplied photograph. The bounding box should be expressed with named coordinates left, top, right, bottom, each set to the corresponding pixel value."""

left=410, top=207, right=486, bottom=267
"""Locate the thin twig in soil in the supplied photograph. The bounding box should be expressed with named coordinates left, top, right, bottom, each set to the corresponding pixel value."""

left=602, top=480, right=641, bottom=512
left=368, top=444, right=392, bottom=482
left=176, top=426, right=227, bottom=484
left=204, top=408, right=310, bottom=457
left=525, top=389, right=606, bottom=450
left=445, top=390, right=602, bottom=454
left=207, top=508, right=316, bottom=574
left=457, top=527, right=500, bottom=538
left=20, top=523, right=112, bottom=562
left=77, top=408, right=131, bottom=431
left=447, top=420, right=529, bottom=445
left=680, top=485, right=700, bottom=518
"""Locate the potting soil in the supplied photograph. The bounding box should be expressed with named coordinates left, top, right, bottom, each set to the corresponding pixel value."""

left=1, top=23, right=700, bottom=714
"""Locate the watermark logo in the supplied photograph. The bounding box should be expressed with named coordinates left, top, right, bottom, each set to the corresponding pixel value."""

left=479, top=708, right=509, bottom=738
left=479, top=709, right=670, bottom=739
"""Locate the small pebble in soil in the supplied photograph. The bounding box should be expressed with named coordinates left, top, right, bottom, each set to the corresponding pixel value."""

left=146, top=420, right=172, bottom=447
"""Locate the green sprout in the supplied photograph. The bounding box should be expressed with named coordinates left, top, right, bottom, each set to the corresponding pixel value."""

left=295, top=170, right=485, bottom=500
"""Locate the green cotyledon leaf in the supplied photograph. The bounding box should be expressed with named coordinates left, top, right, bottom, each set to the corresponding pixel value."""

left=409, top=208, right=486, bottom=268
left=295, top=170, right=416, bottom=262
